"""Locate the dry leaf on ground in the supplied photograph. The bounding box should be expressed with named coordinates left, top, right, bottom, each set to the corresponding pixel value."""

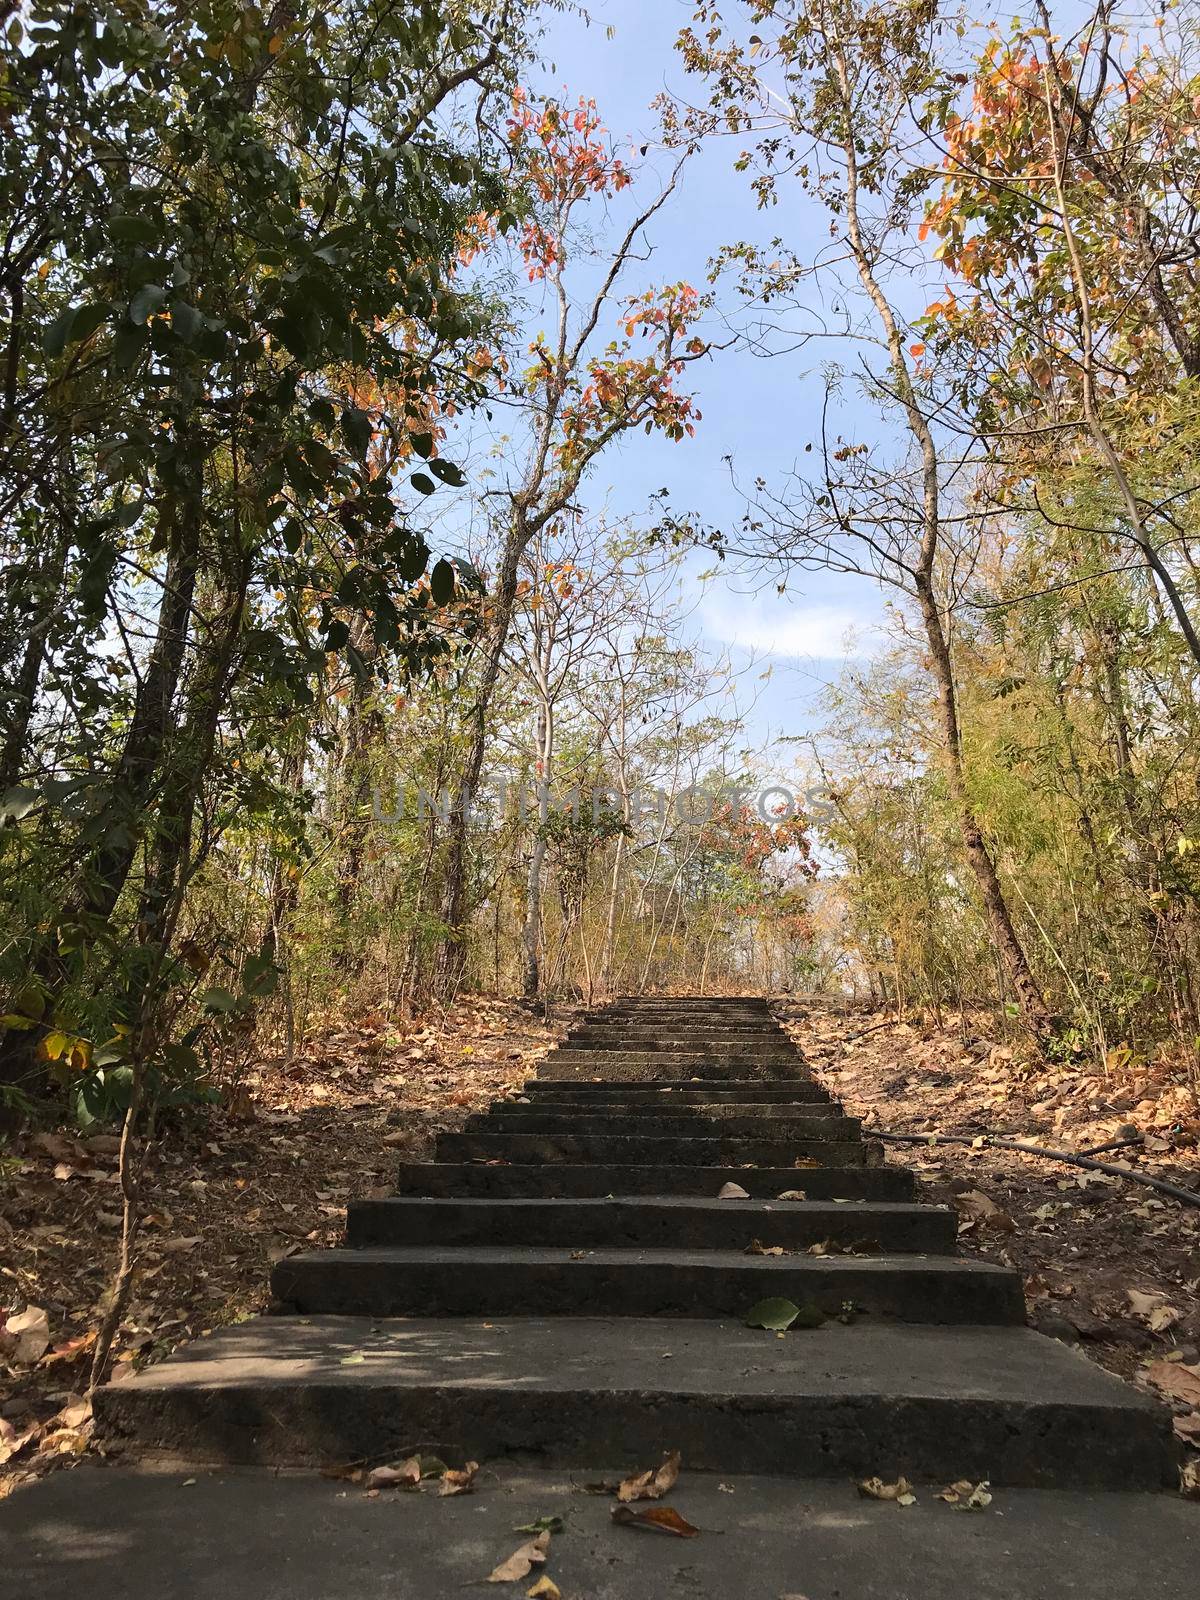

left=936, top=1479, right=992, bottom=1510
left=1127, top=1290, right=1181, bottom=1333
left=617, top=1449, right=680, bottom=1502
left=488, top=1530, right=551, bottom=1583
left=2, top=1305, right=50, bottom=1365
left=436, top=1460, right=479, bottom=1496
left=365, top=1457, right=422, bottom=1490
left=775, top=1189, right=807, bottom=1201
left=525, top=1579, right=561, bottom=1599
left=718, top=1182, right=749, bottom=1199
left=858, top=1476, right=916, bottom=1506
left=610, top=1504, right=699, bottom=1537
left=954, top=1190, right=1016, bottom=1234
left=1146, top=1360, right=1200, bottom=1407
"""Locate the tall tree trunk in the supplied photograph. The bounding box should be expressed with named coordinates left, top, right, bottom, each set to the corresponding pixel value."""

left=915, top=575, right=1053, bottom=1033
left=434, top=508, right=532, bottom=996
left=136, top=556, right=251, bottom=950
left=521, top=699, right=552, bottom=998
left=829, top=30, right=1052, bottom=1038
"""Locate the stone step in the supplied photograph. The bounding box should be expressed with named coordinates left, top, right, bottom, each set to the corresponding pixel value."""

left=521, top=1080, right=831, bottom=1101
left=493, top=1099, right=837, bottom=1119
left=393, top=1162, right=917, bottom=1200
left=541, top=1054, right=806, bottom=1078
left=94, top=1316, right=1177, bottom=1488
left=345, top=1196, right=958, bottom=1253
left=435, top=1130, right=869, bottom=1166
left=272, top=1246, right=1024, bottom=1323
left=560, top=1034, right=802, bottom=1050
left=468, top=1112, right=859, bottom=1140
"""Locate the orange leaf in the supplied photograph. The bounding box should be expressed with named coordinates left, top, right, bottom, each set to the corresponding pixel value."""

left=611, top=1504, right=699, bottom=1537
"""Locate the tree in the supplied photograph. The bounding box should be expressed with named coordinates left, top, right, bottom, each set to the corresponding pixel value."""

left=431, top=92, right=709, bottom=994
left=0, top=0, right=531, bottom=1099
left=674, top=0, right=1053, bottom=1036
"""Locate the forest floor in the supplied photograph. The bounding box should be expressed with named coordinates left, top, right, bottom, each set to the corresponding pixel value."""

left=3, top=995, right=1199, bottom=1498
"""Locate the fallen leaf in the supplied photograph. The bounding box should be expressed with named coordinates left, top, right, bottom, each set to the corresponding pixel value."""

left=718, top=1182, right=750, bottom=1199
left=2, top=1305, right=50, bottom=1365
left=437, top=1460, right=479, bottom=1496
left=488, top=1530, right=551, bottom=1583
left=526, top=1580, right=561, bottom=1600
left=745, top=1297, right=824, bottom=1331
left=937, top=1478, right=992, bottom=1510
left=954, top=1190, right=1016, bottom=1233
left=611, top=1504, right=699, bottom=1537
left=745, top=1239, right=786, bottom=1257
left=365, top=1458, right=421, bottom=1490
left=858, top=1476, right=916, bottom=1506
left=775, top=1189, right=807, bottom=1201
left=1173, top=1414, right=1200, bottom=1446
left=1182, top=1460, right=1200, bottom=1500
left=52, top=1395, right=92, bottom=1430
left=0, top=1417, right=39, bottom=1465
left=513, top=1517, right=564, bottom=1535
left=1146, top=1360, right=1200, bottom=1407
left=618, top=1449, right=680, bottom=1502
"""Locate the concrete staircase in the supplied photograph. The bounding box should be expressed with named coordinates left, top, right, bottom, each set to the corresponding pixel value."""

left=96, top=997, right=1177, bottom=1489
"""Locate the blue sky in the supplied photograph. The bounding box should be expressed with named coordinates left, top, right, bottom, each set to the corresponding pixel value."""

left=517, top=0, right=894, bottom=757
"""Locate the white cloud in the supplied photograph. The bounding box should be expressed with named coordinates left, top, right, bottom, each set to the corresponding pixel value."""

left=700, top=590, right=885, bottom=662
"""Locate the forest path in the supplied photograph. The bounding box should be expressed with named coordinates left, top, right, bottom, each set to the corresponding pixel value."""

left=5, top=998, right=1196, bottom=1597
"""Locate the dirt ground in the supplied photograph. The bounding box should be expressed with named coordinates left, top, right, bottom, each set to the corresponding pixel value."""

left=0, top=997, right=557, bottom=1495
left=777, top=1001, right=1200, bottom=1477
left=3, top=995, right=1199, bottom=1495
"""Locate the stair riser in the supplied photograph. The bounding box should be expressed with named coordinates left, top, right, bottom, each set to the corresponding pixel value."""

left=561, top=1037, right=801, bottom=1051
left=393, top=1163, right=917, bottom=1200
left=272, top=1257, right=1024, bottom=1324
left=94, top=1383, right=1173, bottom=1489
left=496, top=1099, right=836, bottom=1117
left=521, top=1084, right=831, bottom=1102
left=541, top=1058, right=806, bottom=1078
left=435, top=1132, right=869, bottom=1166
left=470, top=1114, right=859, bottom=1140
left=345, top=1200, right=957, bottom=1253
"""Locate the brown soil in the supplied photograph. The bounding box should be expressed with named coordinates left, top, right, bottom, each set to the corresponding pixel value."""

left=0, top=998, right=558, bottom=1494
left=778, top=1000, right=1200, bottom=1474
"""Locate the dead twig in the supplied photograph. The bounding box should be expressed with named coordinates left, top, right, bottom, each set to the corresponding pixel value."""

left=869, top=1128, right=1200, bottom=1209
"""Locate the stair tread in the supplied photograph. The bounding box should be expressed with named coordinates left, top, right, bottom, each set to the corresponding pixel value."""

left=102, top=1313, right=1159, bottom=1411
left=280, top=1244, right=1010, bottom=1274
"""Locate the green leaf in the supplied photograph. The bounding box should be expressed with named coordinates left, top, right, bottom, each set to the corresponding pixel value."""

left=0, top=1013, right=39, bottom=1030
left=744, top=1296, right=823, bottom=1331
left=0, top=784, right=39, bottom=823
left=110, top=215, right=160, bottom=245
left=428, top=457, right=465, bottom=487
left=410, top=471, right=436, bottom=495
left=170, top=301, right=203, bottom=342
left=513, top=1517, right=564, bottom=1535
left=341, top=404, right=372, bottom=457
left=429, top=558, right=456, bottom=605
left=200, top=985, right=238, bottom=1014
left=128, top=284, right=166, bottom=325
left=42, top=303, right=111, bottom=357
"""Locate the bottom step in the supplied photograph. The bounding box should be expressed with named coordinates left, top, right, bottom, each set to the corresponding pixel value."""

left=8, top=1462, right=1198, bottom=1600
left=95, top=1315, right=1177, bottom=1490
